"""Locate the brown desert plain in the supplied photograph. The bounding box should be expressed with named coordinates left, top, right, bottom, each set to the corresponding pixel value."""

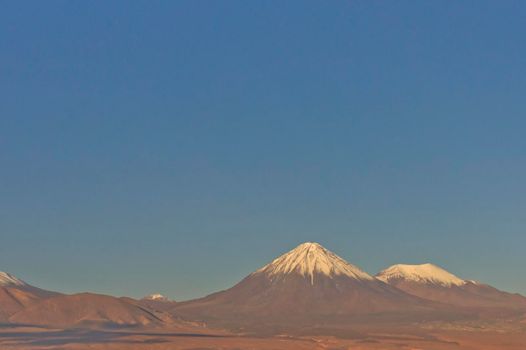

left=1, top=243, right=525, bottom=350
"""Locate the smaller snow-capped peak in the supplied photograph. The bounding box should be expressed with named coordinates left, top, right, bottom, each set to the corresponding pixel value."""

left=376, top=263, right=466, bottom=287
left=254, top=242, right=374, bottom=284
left=142, top=293, right=170, bottom=302
left=0, top=271, right=26, bottom=287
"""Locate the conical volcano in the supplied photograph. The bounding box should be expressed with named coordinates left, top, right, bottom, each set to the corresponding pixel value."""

left=174, top=242, right=435, bottom=329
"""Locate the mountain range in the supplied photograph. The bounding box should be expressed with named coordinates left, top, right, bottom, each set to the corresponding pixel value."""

left=1, top=242, right=525, bottom=333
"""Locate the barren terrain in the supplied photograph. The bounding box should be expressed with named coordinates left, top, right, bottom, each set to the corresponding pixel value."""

left=1, top=319, right=525, bottom=350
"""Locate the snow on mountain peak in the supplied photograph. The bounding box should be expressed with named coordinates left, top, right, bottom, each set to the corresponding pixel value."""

left=254, top=242, right=374, bottom=284
left=0, top=271, right=26, bottom=287
left=376, top=263, right=466, bottom=287
left=143, top=293, right=170, bottom=301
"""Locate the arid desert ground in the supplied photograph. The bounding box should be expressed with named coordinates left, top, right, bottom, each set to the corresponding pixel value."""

left=1, top=321, right=526, bottom=350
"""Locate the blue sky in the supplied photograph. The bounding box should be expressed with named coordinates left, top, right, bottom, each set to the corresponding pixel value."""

left=1, top=1, right=525, bottom=300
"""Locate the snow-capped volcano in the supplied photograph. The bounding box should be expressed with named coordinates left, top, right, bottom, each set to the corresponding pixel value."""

left=377, top=263, right=526, bottom=309
left=255, top=242, right=374, bottom=284
left=174, top=242, right=435, bottom=328
left=376, top=263, right=466, bottom=287
left=0, top=272, right=26, bottom=287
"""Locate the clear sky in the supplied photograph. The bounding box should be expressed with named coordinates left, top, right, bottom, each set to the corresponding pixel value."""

left=1, top=1, right=525, bottom=300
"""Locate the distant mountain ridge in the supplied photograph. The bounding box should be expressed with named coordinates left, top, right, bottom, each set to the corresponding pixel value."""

left=1, top=242, right=525, bottom=333
left=10, top=293, right=168, bottom=328
left=0, top=272, right=182, bottom=329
